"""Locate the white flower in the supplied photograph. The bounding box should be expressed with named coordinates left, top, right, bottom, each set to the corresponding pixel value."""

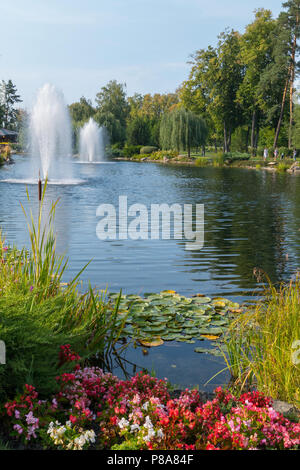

left=130, top=424, right=140, bottom=433
left=118, top=418, right=129, bottom=430
left=144, top=416, right=153, bottom=429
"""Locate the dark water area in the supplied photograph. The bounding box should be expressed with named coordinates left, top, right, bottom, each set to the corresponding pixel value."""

left=1, top=155, right=300, bottom=390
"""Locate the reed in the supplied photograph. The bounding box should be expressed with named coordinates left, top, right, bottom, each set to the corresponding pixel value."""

left=223, top=277, right=300, bottom=406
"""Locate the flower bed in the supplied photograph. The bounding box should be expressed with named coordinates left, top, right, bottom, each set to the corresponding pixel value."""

left=1, top=345, right=299, bottom=450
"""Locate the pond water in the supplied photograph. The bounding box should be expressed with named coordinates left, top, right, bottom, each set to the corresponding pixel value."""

left=1, top=155, right=300, bottom=390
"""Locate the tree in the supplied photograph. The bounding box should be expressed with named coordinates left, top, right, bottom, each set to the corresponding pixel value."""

left=95, top=80, right=129, bottom=145
left=160, top=108, right=207, bottom=158
left=181, top=30, right=243, bottom=152
left=0, top=80, right=22, bottom=130
left=69, top=97, right=95, bottom=125
left=127, top=92, right=179, bottom=147
left=292, top=95, right=300, bottom=147
left=272, top=0, right=300, bottom=148
left=126, top=115, right=150, bottom=146
left=237, top=9, right=277, bottom=152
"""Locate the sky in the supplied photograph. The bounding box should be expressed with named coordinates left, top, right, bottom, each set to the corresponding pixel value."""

left=0, top=0, right=285, bottom=108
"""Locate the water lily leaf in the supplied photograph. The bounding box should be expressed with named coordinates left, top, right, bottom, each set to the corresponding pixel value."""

left=139, top=338, right=164, bottom=347
left=200, top=334, right=220, bottom=341
left=192, top=297, right=211, bottom=304
left=162, top=334, right=180, bottom=341
left=194, top=347, right=212, bottom=354
left=212, top=301, right=226, bottom=308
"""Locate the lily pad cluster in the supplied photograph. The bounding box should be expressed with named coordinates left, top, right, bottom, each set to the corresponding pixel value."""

left=108, top=291, right=241, bottom=355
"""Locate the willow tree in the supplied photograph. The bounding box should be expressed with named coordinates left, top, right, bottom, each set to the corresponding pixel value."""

left=160, top=108, right=207, bottom=158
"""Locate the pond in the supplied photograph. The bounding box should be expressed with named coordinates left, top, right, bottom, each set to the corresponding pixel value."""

left=1, top=155, right=300, bottom=390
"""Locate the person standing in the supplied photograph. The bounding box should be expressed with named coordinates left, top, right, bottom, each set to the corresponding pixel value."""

left=274, top=148, right=279, bottom=160
left=293, top=148, right=297, bottom=161
left=263, top=147, right=268, bottom=160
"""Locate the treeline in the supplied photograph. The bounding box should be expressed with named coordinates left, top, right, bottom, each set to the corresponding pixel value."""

left=180, top=3, right=300, bottom=153
left=69, top=2, right=299, bottom=156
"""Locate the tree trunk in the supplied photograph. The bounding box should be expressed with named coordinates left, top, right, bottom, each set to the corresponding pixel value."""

left=224, top=123, right=231, bottom=153
left=251, top=110, right=256, bottom=152
left=245, top=126, right=250, bottom=153
left=289, top=30, right=298, bottom=149
left=274, top=70, right=290, bottom=149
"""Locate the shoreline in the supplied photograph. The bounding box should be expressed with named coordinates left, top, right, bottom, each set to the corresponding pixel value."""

left=114, top=156, right=300, bottom=173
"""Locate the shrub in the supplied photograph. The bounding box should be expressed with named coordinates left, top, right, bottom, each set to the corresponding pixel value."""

left=123, top=145, right=143, bottom=158
left=195, top=157, right=210, bottom=167
left=140, top=146, right=158, bottom=155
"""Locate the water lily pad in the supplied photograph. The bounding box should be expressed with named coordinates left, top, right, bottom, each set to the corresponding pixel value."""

left=200, top=334, right=220, bottom=341
left=139, top=338, right=164, bottom=347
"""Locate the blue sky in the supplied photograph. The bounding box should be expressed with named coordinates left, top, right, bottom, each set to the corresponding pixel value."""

left=0, top=0, right=284, bottom=107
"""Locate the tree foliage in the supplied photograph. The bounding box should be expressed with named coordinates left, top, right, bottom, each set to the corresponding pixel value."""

left=0, top=80, right=22, bottom=130
left=160, top=107, right=207, bottom=157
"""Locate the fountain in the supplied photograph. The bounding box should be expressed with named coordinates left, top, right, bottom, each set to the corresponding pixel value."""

left=0, top=83, right=84, bottom=185
left=79, top=118, right=106, bottom=163
left=30, top=84, right=73, bottom=181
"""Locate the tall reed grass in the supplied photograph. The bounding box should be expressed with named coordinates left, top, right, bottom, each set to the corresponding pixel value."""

left=223, top=277, right=300, bottom=407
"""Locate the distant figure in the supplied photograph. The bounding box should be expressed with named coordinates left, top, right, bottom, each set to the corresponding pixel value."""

left=281, top=151, right=284, bottom=160
left=274, top=148, right=279, bottom=159
left=263, top=147, right=268, bottom=160
left=293, top=148, right=297, bottom=161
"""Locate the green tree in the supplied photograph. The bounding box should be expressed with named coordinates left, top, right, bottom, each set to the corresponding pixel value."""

left=95, top=80, right=129, bottom=145
left=127, top=92, right=179, bottom=147
left=126, top=115, right=150, bottom=146
left=181, top=30, right=243, bottom=152
left=237, top=9, right=277, bottom=153
left=69, top=97, right=95, bottom=125
left=160, top=107, right=207, bottom=158
left=272, top=0, right=300, bottom=148
left=292, top=96, right=300, bottom=147
left=0, top=80, right=22, bottom=130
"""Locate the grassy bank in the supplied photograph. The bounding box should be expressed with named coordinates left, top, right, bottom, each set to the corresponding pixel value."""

left=118, top=149, right=298, bottom=172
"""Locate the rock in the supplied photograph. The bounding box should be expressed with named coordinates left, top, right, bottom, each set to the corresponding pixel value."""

left=288, top=162, right=300, bottom=173
left=272, top=400, right=300, bottom=417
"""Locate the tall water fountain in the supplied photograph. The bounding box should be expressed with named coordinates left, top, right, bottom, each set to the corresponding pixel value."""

left=30, top=84, right=73, bottom=181
left=79, top=118, right=106, bottom=162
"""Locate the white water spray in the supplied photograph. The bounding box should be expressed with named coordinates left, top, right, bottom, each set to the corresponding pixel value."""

left=79, top=118, right=105, bottom=162
left=30, top=84, right=72, bottom=180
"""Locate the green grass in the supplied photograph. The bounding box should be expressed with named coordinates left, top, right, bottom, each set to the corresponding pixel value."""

left=223, top=277, right=300, bottom=407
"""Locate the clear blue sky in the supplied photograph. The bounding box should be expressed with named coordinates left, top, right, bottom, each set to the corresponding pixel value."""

left=0, top=0, right=284, bottom=107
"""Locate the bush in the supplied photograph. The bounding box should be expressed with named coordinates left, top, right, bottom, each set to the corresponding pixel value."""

left=109, top=147, right=124, bottom=157
left=123, top=145, right=143, bottom=158
left=140, top=146, right=158, bottom=155
left=278, top=147, right=291, bottom=158
left=195, top=157, right=210, bottom=167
